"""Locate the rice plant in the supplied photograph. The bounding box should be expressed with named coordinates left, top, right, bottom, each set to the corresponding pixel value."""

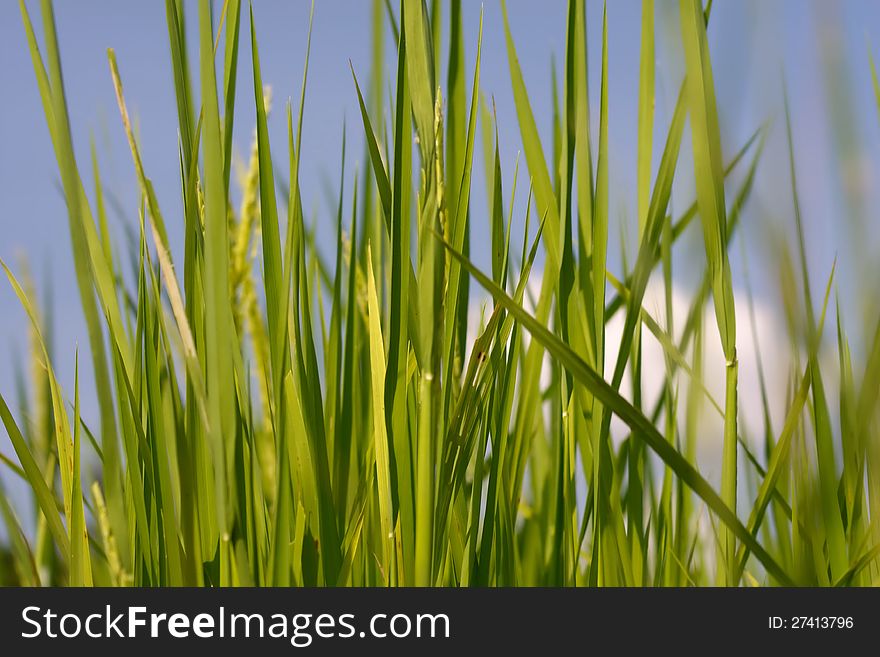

left=1, top=0, right=879, bottom=587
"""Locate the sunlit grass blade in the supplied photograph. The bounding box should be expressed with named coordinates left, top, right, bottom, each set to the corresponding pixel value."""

left=365, top=246, right=395, bottom=583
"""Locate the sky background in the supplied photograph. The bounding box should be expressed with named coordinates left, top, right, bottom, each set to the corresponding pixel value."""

left=3, top=1, right=880, bottom=509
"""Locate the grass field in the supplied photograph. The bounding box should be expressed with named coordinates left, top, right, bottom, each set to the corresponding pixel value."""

left=1, top=0, right=880, bottom=587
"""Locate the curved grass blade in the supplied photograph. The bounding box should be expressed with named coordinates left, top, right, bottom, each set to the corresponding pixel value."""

left=433, top=233, right=795, bottom=586
left=500, top=0, right=560, bottom=273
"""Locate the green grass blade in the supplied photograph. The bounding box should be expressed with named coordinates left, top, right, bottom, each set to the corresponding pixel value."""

left=434, top=232, right=794, bottom=586
left=500, top=0, right=561, bottom=273
left=366, top=246, right=395, bottom=582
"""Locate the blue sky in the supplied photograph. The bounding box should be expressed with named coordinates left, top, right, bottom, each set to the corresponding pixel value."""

left=3, top=0, right=880, bottom=489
